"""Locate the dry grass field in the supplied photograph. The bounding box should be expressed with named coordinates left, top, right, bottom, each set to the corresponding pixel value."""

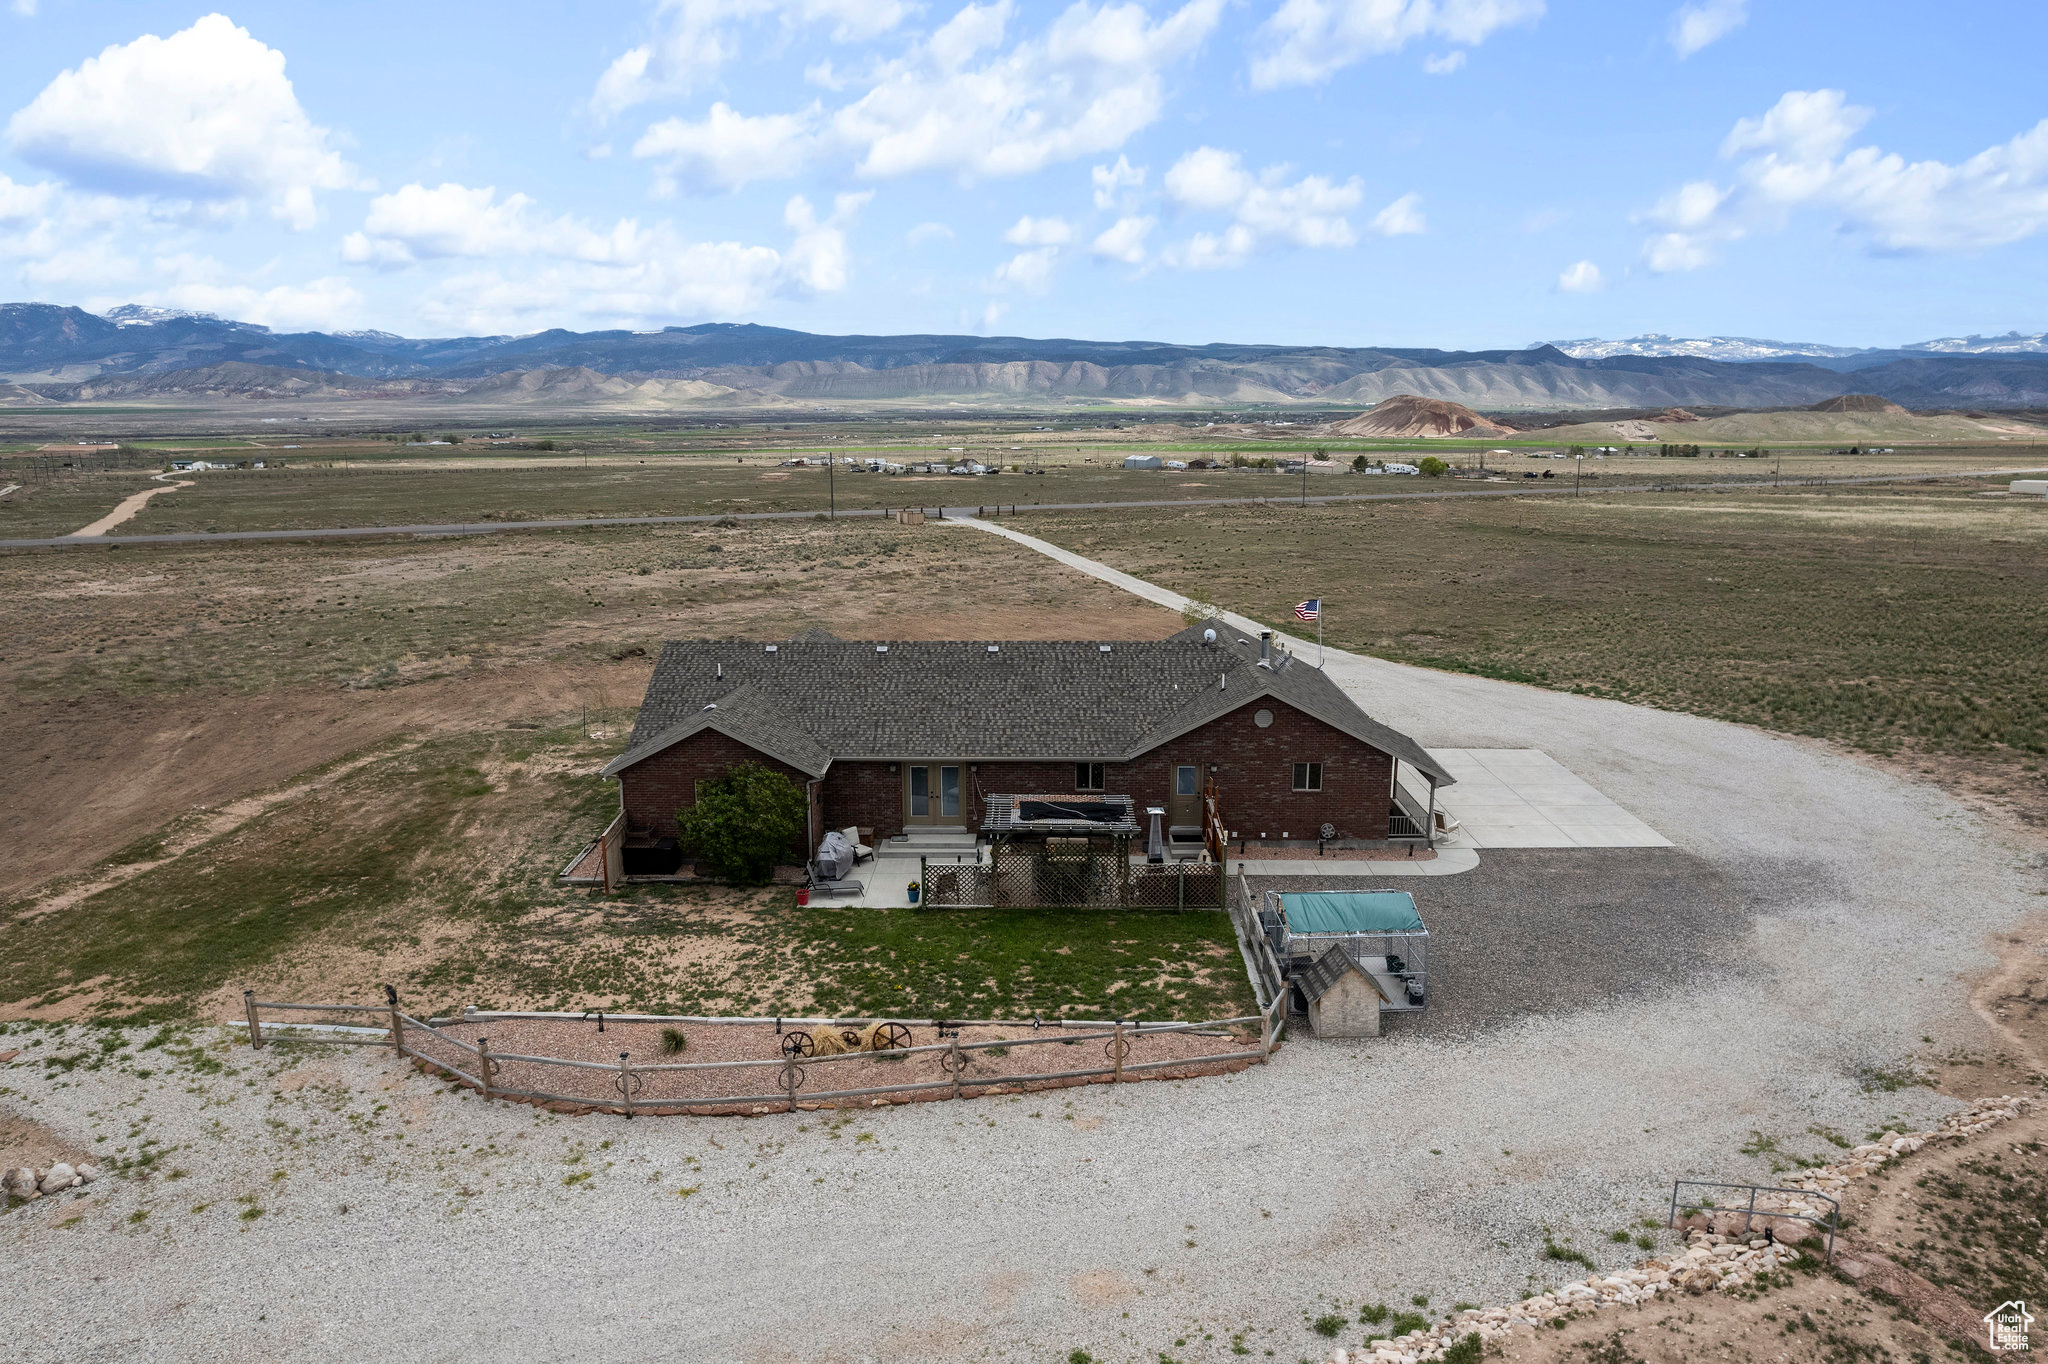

left=1032, top=481, right=2048, bottom=825
left=4, top=425, right=2041, bottom=540
left=0, top=517, right=1253, bottom=1024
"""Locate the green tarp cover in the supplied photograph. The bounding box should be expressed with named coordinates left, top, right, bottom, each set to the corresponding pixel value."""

left=1280, top=891, right=1423, bottom=934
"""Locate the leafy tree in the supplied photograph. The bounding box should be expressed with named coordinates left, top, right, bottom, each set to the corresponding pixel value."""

left=1350, top=453, right=1373, bottom=472
left=1417, top=456, right=1449, bottom=477
left=676, top=762, right=809, bottom=885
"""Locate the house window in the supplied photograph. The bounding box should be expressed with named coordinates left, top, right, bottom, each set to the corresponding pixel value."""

left=1292, top=762, right=1323, bottom=792
left=1075, top=762, right=1105, bottom=791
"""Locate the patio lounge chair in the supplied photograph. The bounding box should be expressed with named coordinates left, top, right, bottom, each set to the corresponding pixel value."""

left=806, top=862, right=864, bottom=898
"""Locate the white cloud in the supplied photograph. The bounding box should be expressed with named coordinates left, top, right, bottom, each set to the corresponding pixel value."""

left=1092, top=154, right=1146, bottom=210
left=833, top=0, right=1223, bottom=180
left=1251, top=0, right=1543, bottom=90
left=12, top=0, right=39, bottom=16
left=591, top=0, right=913, bottom=118
left=341, top=181, right=868, bottom=329
left=1003, top=214, right=1074, bottom=246
left=343, top=183, right=627, bottom=266
left=4, top=14, right=363, bottom=229
left=1368, top=191, right=1425, bottom=236
left=1092, top=214, right=1154, bottom=264
left=632, top=103, right=822, bottom=192
left=989, top=245, right=1060, bottom=291
left=133, top=263, right=365, bottom=330
left=1422, top=50, right=1466, bottom=74
left=1640, top=89, right=2048, bottom=271
left=1161, top=146, right=1366, bottom=267
left=782, top=190, right=872, bottom=293
left=612, top=2, right=1219, bottom=194
left=1669, top=0, right=1746, bottom=58
left=1555, top=259, right=1603, bottom=292
left=906, top=220, right=954, bottom=245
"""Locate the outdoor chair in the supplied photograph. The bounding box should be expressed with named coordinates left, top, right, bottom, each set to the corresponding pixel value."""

left=806, top=861, right=864, bottom=898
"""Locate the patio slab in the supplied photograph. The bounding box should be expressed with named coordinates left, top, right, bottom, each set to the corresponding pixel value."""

left=1411, top=747, right=1671, bottom=849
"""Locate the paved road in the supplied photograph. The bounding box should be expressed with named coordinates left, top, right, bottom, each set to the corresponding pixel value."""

left=3, top=464, right=2043, bottom=551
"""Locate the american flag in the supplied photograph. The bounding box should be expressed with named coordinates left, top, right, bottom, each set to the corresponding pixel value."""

left=1294, top=599, right=1320, bottom=622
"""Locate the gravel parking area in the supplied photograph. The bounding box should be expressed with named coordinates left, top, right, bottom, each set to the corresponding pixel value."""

left=5, top=542, right=2043, bottom=1364
left=1254, top=846, right=1763, bottom=1035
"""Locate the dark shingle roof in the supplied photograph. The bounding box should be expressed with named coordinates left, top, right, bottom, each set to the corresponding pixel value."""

left=603, top=625, right=1452, bottom=784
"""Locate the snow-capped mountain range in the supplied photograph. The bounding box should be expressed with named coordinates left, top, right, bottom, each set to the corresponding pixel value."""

left=1544, top=332, right=2048, bottom=362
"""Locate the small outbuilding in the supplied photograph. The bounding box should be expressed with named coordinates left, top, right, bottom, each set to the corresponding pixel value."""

left=1297, top=945, right=1392, bottom=1037
left=1122, top=454, right=1164, bottom=469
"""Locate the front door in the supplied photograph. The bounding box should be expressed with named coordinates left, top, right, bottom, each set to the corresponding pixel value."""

left=904, top=763, right=965, bottom=826
left=1168, top=764, right=1202, bottom=829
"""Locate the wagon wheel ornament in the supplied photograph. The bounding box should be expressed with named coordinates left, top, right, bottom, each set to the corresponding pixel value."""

left=938, top=1047, right=971, bottom=1075
left=1105, top=1031, right=1132, bottom=1065
left=872, top=1022, right=912, bottom=1052
left=838, top=1028, right=864, bottom=1051
left=478, top=1053, right=503, bottom=1087
left=779, top=1058, right=806, bottom=1091
left=780, top=1031, right=815, bottom=1059
left=612, top=1067, right=645, bottom=1103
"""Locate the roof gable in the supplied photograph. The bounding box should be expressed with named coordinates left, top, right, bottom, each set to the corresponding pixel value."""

left=613, top=632, right=1450, bottom=784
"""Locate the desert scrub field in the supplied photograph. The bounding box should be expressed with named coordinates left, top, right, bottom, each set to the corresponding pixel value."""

left=0, top=517, right=1172, bottom=703
left=0, top=720, right=1247, bottom=1025
left=1034, top=484, right=2048, bottom=789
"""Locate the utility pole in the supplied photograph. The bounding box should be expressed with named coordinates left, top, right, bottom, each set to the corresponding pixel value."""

left=1300, top=457, right=1307, bottom=507
left=829, top=455, right=835, bottom=520
left=1575, top=453, right=1581, bottom=496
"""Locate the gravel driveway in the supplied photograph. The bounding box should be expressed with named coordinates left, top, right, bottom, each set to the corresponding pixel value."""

left=5, top=546, right=2042, bottom=1364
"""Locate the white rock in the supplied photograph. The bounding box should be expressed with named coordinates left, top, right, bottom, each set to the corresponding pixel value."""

left=38, top=1164, right=76, bottom=1195
left=2, top=1167, right=38, bottom=1199
left=74, top=1163, right=99, bottom=1185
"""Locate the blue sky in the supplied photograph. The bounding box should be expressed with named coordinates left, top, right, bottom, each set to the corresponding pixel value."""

left=1, top=1, right=2043, bottom=348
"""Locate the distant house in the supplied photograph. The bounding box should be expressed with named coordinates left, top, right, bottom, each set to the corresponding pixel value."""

left=601, top=627, right=1453, bottom=866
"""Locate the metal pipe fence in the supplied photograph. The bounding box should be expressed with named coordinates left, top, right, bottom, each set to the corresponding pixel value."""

left=240, top=989, right=1287, bottom=1116
left=1667, top=1179, right=1838, bottom=1261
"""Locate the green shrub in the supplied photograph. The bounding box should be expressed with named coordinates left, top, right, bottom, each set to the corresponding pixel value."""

left=676, top=761, right=809, bottom=885
left=1387, top=1312, right=1429, bottom=1337
left=1441, top=1334, right=1482, bottom=1364
left=1311, top=1314, right=1346, bottom=1338
left=1544, top=1241, right=1596, bottom=1270
left=659, top=1027, right=687, bottom=1056
left=1359, top=1304, right=1388, bottom=1325
left=1417, top=456, right=1449, bottom=478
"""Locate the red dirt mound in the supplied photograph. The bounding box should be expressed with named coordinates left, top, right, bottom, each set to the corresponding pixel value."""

left=1331, top=394, right=1514, bottom=438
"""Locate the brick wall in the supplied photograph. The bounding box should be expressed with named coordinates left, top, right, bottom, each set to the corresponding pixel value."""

left=616, top=731, right=816, bottom=861
left=814, top=699, right=1394, bottom=841
left=615, top=698, right=1398, bottom=853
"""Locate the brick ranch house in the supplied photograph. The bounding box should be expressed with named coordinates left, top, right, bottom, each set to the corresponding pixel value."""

left=598, top=625, right=1453, bottom=869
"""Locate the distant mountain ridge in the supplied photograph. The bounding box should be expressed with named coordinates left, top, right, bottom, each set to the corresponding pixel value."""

left=1546, top=331, right=2048, bottom=363
left=3, top=302, right=2047, bottom=410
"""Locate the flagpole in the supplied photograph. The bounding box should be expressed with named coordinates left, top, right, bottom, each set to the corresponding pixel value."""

left=1318, top=601, right=1324, bottom=669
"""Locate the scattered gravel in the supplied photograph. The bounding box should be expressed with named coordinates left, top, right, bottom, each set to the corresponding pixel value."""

left=4, top=600, right=2042, bottom=1363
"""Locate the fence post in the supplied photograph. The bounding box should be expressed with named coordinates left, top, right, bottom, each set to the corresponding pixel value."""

left=949, top=1035, right=962, bottom=1101
left=782, top=1054, right=802, bottom=1112
left=384, top=983, right=404, bottom=1056
left=618, top=1051, right=634, bottom=1120
left=477, top=1036, right=494, bottom=1101
left=1113, top=1022, right=1125, bottom=1083
left=243, top=989, right=263, bottom=1049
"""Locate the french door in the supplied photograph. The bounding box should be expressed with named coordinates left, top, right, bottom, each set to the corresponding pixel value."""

left=905, top=763, right=964, bottom=825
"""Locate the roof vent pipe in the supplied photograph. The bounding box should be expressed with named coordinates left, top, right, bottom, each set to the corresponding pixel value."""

left=1218, top=672, right=1226, bottom=691
left=1259, top=631, right=1272, bottom=666
left=715, top=662, right=723, bottom=680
